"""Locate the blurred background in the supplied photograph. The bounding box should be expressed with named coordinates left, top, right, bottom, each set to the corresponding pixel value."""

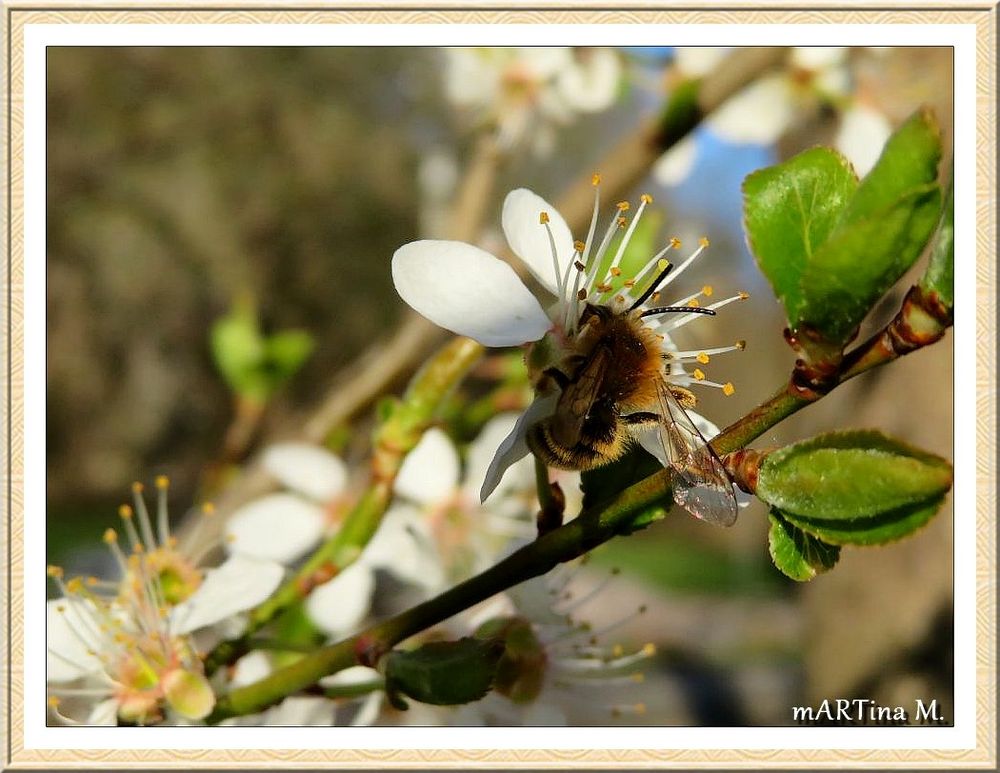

left=47, top=46, right=954, bottom=725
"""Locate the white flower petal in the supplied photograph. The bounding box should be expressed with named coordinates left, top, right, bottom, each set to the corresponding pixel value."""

left=708, top=75, right=794, bottom=145
left=231, top=650, right=273, bottom=688
left=836, top=105, right=892, bottom=178
left=652, top=134, right=699, bottom=187
left=506, top=575, right=566, bottom=626
left=790, top=46, right=848, bottom=71
left=392, top=240, right=551, bottom=346
left=46, top=599, right=105, bottom=683
left=674, top=47, right=730, bottom=77
left=480, top=394, right=559, bottom=502
left=261, top=443, right=348, bottom=502
left=361, top=505, right=446, bottom=591
left=443, top=49, right=499, bottom=108
left=395, top=428, right=460, bottom=506
left=556, top=49, right=621, bottom=113
left=518, top=47, right=573, bottom=79
left=264, top=696, right=336, bottom=726
left=305, top=561, right=376, bottom=637
left=87, top=698, right=120, bottom=726
left=170, top=554, right=284, bottom=635
left=467, top=412, right=536, bottom=504
left=226, top=493, right=326, bottom=564
left=501, top=189, right=575, bottom=297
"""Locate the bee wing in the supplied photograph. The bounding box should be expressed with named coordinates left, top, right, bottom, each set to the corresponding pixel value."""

left=654, top=380, right=738, bottom=527
left=550, top=344, right=610, bottom=448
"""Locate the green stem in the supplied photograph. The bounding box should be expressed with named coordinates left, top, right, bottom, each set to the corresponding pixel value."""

left=204, top=336, right=484, bottom=673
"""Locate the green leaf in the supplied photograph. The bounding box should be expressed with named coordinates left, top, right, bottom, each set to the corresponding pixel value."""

left=756, top=430, right=952, bottom=521
left=210, top=306, right=269, bottom=401
left=778, top=497, right=944, bottom=546
left=743, top=147, right=858, bottom=323
left=799, top=183, right=941, bottom=343
left=767, top=510, right=840, bottom=581
left=265, top=329, right=314, bottom=381
left=919, top=181, right=954, bottom=310
left=742, top=108, right=943, bottom=348
left=383, top=637, right=503, bottom=709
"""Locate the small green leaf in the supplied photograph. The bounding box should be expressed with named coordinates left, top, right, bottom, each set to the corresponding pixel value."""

left=265, top=329, right=314, bottom=381
left=799, top=183, right=941, bottom=343
left=210, top=306, right=268, bottom=400
left=383, top=637, right=503, bottom=709
left=767, top=510, right=840, bottom=581
left=756, top=430, right=952, bottom=521
left=743, top=147, right=858, bottom=322
left=919, top=181, right=954, bottom=310
left=778, top=497, right=944, bottom=546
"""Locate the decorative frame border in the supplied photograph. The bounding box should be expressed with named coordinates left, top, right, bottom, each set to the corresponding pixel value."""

left=2, top=1, right=995, bottom=768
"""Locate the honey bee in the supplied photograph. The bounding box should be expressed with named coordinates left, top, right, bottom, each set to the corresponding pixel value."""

left=526, top=302, right=739, bottom=527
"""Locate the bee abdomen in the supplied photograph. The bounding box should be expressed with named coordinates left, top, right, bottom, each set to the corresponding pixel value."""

left=526, top=420, right=626, bottom=471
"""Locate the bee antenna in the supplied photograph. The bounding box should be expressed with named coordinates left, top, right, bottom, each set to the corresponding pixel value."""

left=628, top=261, right=674, bottom=311
left=640, top=305, right=717, bottom=318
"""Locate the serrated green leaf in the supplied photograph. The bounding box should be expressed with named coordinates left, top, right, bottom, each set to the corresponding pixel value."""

left=799, top=183, right=941, bottom=343
left=383, top=637, right=503, bottom=709
left=767, top=510, right=840, bottom=581
left=919, top=181, right=954, bottom=309
left=779, top=497, right=944, bottom=546
left=743, top=147, right=858, bottom=322
left=756, top=430, right=952, bottom=521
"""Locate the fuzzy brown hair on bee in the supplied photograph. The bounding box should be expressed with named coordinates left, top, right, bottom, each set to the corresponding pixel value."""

left=526, top=303, right=677, bottom=471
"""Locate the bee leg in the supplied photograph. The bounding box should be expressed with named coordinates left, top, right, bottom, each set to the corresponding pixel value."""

left=541, top=366, right=571, bottom=389
left=622, top=411, right=660, bottom=426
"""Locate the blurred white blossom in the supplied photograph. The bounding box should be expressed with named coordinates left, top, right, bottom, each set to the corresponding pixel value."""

left=443, top=47, right=622, bottom=155
left=655, top=47, right=892, bottom=184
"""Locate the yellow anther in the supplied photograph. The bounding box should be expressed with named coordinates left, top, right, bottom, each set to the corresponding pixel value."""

left=201, top=502, right=216, bottom=516
left=539, top=211, right=550, bottom=224
left=615, top=295, right=626, bottom=305
left=46, top=565, right=63, bottom=578
left=642, top=642, right=657, bottom=656
left=616, top=216, right=627, bottom=228
left=616, top=200, right=630, bottom=212
left=155, top=475, right=169, bottom=489
left=693, top=368, right=706, bottom=380
left=56, top=604, right=66, bottom=613
left=702, top=285, right=714, bottom=297
left=596, top=283, right=612, bottom=293
left=687, top=298, right=700, bottom=307
left=699, top=236, right=710, bottom=248
left=623, top=279, right=635, bottom=288
left=66, top=577, right=83, bottom=593
left=609, top=266, right=622, bottom=277
left=634, top=703, right=647, bottom=715
left=723, top=382, right=736, bottom=396
left=132, top=543, right=144, bottom=554
left=225, top=534, right=236, bottom=543
left=47, top=696, right=61, bottom=707
left=738, top=290, right=750, bottom=300
left=577, top=288, right=588, bottom=300
left=574, top=240, right=585, bottom=253
left=103, top=528, right=118, bottom=544
left=119, top=504, right=133, bottom=519
left=736, top=340, right=747, bottom=350
left=591, top=173, right=602, bottom=186
left=696, top=353, right=710, bottom=365
left=612, top=643, right=624, bottom=657
left=640, top=193, right=653, bottom=204
left=669, top=237, right=682, bottom=249
left=131, top=482, right=144, bottom=494
left=631, top=672, right=645, bottom=683
left=166, top=536, right=179, bottom=548
left=87, top=576, right=99, bottom=586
